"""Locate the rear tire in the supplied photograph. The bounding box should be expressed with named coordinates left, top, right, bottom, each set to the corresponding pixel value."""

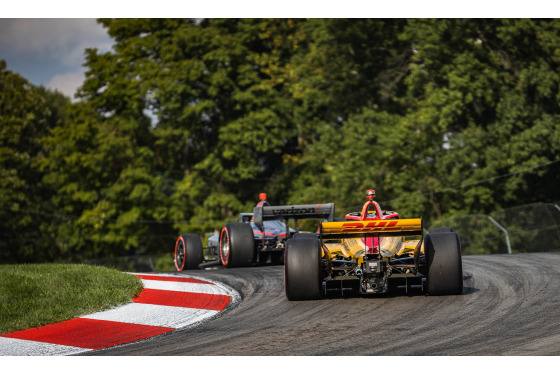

left=174, top=234, right=203, bottom=271
left=219, top=223, right=255, bottom=268
left=429, top=227, right=454, bottom=234
left=285, top=238, right=322, bottom=300
left=425, top=232, right=463, bottom=295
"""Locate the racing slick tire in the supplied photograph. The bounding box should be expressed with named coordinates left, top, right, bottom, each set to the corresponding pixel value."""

left=425, top=231, right=463, bottom=295
left=285, top=238, right=322, bottom=300
left=174, top=234, right=204, bottom=271
left=429, top=227, right=454, bottom=234
left=219, top=223, right=255, bottom=268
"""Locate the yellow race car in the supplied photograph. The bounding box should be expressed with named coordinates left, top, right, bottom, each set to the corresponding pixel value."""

left=284, top=189, right=463, bottom=300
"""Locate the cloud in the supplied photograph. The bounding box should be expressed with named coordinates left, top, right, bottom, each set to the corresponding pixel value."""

left=0, top=19, right=112, bottom=68
left=46, top=69, right=86, bottom=101
left=0, top=19, right=113, bottom=98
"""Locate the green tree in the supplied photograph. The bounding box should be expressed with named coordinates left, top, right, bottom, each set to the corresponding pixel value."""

left=286, top=19, right=560, bottom=225
left=283, top=19, right=414, bottom=213
left=7, top=19, right=560, bottom=263
left=37, top=19, right=313, bottom=258
left=397, top=19, right=560, bottom=221
left=0, top=61, right=70, bottom=263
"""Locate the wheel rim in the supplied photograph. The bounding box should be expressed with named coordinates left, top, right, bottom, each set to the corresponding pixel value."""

left=220, top=229, right=230, bottom=265
left=175, top=238, right=186, bottom=270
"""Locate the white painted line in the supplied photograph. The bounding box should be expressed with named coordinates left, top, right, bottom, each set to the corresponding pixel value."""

left=131, top=272, right=242, bottom=305
left=141, top=279, right=230, bottom=295
left=83, top=303, right=219, bottom=329
left=0, top=336, right=91, bottom=356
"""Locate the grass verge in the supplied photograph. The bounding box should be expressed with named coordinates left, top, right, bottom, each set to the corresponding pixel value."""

left=0, top=264, right=143, bottom=334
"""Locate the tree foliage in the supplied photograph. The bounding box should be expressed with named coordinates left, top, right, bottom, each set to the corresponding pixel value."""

left=0, top=61, right=70, bottom=262
left=2, top=19, right=560, bottom=262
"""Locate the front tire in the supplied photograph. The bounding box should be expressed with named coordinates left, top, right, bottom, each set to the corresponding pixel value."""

left=219, top=223, right=255, bottom=268
left=285, top=238, right=322, bottom=300
left=425, top=231, right=463, bottom=295
left=174, top=234, right=203, bottom=271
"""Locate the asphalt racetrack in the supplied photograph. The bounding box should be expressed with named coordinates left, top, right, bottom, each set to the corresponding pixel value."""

left=84, top=252, right=560, bottom=355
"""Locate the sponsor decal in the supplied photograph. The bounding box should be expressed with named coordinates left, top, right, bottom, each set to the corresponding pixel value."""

left=340, top=220, right=407, bottom=233
left=271, top=206, right=320, bottom=215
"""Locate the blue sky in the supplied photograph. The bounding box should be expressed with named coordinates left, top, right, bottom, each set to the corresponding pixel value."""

left=0, top=19, right=113, bottom=100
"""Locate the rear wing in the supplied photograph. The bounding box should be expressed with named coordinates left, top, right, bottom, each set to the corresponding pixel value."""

left=320, top=218, right=423, bottom=239
left=253, top=203, right=335, bottom=233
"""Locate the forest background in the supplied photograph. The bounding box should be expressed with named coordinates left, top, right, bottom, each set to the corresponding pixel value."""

left=2, top=18, right=560, bottom=265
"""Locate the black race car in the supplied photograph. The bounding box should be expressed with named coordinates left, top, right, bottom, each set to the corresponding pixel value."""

left=174, top=194, right=335, bottom=270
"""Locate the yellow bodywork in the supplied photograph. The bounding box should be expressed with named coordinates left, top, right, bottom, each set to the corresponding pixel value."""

left=321, top=218, right=422, bottom=235
left=320, top=219, right=424, bottom=267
